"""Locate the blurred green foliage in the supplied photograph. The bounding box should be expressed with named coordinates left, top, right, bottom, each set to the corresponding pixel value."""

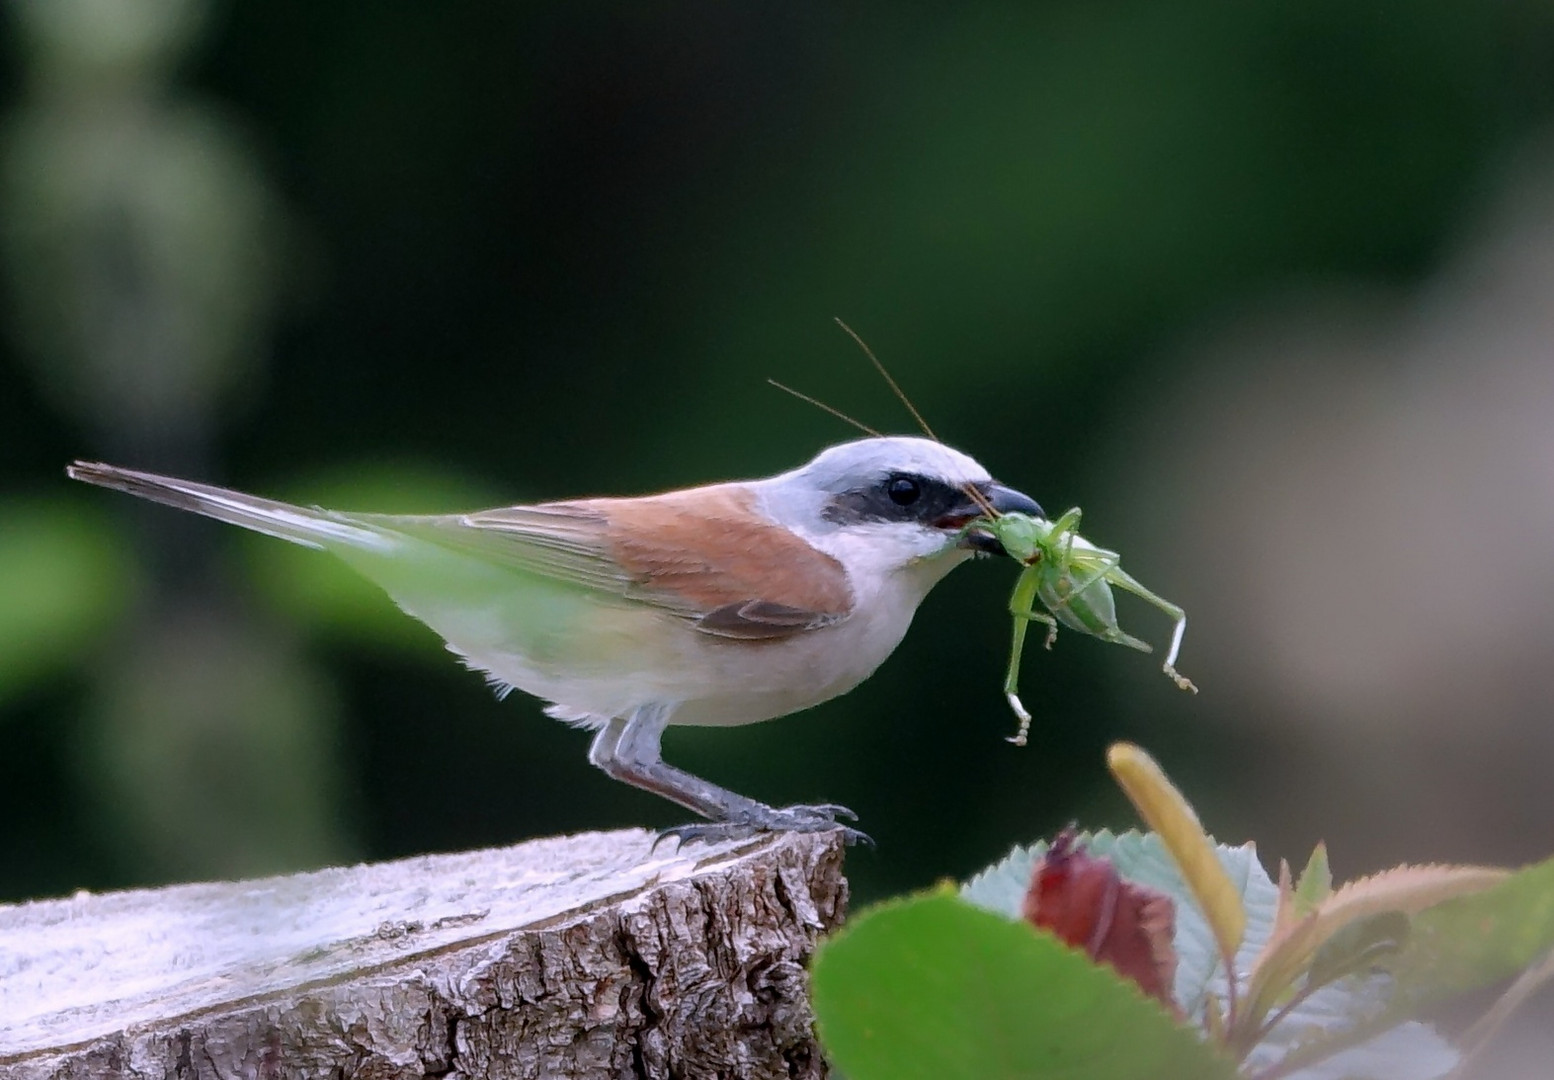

left=0, top=501, right=135, bottom=706
left=3, top=1, right=1553, bottom=912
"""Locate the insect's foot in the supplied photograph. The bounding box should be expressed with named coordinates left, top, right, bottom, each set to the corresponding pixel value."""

left=1005, top=693, right=1033, bottom=747
left=653, top=803, right=872, bottom=850
left=1164, top=665, right=1198, bottom=693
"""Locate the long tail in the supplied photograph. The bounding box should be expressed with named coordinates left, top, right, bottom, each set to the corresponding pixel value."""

left=66, top=461, right=394, bottom=553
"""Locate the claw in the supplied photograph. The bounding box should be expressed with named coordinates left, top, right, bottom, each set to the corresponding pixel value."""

left=651, top=803, right=873, bottom=850
left=652, top=822, right=729, bottom=851
left=801, top=803, right=859, bottom=821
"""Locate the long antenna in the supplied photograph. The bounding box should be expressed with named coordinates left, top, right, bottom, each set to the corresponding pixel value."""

left=834, top=317, right=938, bottom=442
left=832, top=318, right=997, bottom=518
left=766, top=378, right=881, bottom=437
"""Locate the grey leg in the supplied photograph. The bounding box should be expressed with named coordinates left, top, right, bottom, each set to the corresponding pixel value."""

left=589, top=703, right=871, bottom=846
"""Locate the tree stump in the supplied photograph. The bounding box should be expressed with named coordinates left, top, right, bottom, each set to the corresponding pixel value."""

left=0, top=829, right=848, bottom=1079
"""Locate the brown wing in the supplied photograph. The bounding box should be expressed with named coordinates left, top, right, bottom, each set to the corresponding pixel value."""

left=450, top=484, right=855, bottom=637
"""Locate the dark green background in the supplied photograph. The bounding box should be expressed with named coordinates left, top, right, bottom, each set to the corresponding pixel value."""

left=4, top=1, right=1553, bottom=914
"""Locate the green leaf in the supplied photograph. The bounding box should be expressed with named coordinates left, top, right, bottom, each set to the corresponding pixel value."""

left=1235, top=904, right=1460, bottom=1080
left=1294, top=843, right=1333, bottom=914
left=1242, top=863, right=1505, bottom=1038
left=810, top=889, right=1235, bottom=1080
left=1304, top=911, right=1410, bottom=990
left=1392, top=854, right=1554, bottom=1009
left=0, top=500, right=134, bottom=707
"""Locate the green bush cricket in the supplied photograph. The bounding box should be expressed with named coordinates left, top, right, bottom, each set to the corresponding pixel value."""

left=775, top=320, right=1197, bottom=749
left=963, top=507, right=1197, bottom=746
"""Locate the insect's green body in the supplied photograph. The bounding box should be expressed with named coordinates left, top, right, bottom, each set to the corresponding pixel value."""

left=971, top=508, right=1196, bottom=746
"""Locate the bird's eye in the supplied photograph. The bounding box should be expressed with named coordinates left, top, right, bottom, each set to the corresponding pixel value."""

left=886, top=475, right=922, bottom=506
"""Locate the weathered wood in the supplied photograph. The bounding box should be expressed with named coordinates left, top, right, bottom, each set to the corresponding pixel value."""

left=0, top=829, right=848, bottom=1080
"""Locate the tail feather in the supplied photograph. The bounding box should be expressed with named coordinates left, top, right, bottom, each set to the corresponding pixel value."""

left=66, top=461, right=394, bottom=553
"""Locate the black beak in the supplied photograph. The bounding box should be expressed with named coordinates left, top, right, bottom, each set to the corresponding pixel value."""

left=983, top=482, right=1043, bottom=518
left=959, top=482, right=1043, bottom=557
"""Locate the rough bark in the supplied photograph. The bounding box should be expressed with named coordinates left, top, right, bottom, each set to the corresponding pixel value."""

left=0, top=829, right=847, bottom=1080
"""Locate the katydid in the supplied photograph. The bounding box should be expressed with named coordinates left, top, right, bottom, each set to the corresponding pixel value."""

left=967, top=508, right=1197, bottom=747
left=771, top=319, right=1198, bottom=748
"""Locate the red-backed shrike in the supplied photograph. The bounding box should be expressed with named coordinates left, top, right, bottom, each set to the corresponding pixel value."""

left=68, top=437, right=1040, bottom=843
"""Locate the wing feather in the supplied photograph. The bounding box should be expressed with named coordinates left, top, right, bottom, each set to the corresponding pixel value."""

left=364, top=484, right=854, bottom=638
left=695, top=600, right=847, bottom=639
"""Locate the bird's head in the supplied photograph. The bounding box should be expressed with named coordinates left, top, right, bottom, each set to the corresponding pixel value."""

left=758, top=436, right=1043, bottom=582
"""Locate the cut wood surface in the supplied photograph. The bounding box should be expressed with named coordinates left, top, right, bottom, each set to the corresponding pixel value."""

left=0, top=828, right=848, bottom=1080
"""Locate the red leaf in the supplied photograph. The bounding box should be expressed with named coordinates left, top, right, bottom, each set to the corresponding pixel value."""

left=1022, top=830, right=1181, bottom=1013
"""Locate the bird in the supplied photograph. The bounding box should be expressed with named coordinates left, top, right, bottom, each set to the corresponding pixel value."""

left=67, top=437, right=1041, bottom=844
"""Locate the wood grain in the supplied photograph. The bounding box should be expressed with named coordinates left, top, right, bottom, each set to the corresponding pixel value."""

left=0, top=829, right=848, bottom=1080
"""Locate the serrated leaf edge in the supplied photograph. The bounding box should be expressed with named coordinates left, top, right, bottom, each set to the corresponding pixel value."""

left=1293, top=842, right=1332, bottom=914
left=1239, top=863, right=1508, bottom=1038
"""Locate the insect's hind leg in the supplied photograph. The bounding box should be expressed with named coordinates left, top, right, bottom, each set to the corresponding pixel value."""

left=1107, top=568, right=1197, bottom=693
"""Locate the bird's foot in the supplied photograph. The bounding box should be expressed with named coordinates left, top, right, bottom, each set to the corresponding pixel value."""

left=654, top=803, right=873, bottom=850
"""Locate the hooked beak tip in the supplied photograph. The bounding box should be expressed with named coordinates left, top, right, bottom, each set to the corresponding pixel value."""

left=984, top=482, right=1043, bottom=519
